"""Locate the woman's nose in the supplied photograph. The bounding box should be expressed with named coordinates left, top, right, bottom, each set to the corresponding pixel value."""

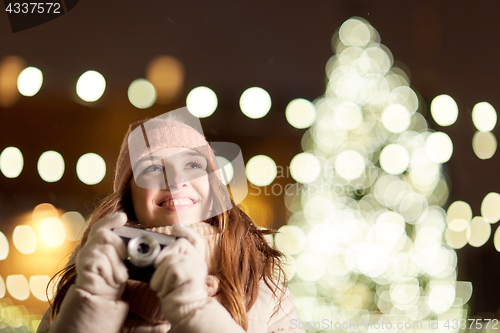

left=164, top=167, right=187, bottom=189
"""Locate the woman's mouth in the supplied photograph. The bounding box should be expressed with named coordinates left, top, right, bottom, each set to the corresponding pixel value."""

left=157, top=197, right=197, bottom=211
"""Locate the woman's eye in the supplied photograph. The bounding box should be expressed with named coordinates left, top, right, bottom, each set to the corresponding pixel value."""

left=143, top=164, right=163, bottom=174
left=186, top=161, right=203, bottom=169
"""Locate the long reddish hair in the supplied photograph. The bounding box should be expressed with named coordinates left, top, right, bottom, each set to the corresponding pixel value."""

left=49, top=173, right=287, bottom=330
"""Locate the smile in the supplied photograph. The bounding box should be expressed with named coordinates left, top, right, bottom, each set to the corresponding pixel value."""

left=157, top=196, right=198, bottom=211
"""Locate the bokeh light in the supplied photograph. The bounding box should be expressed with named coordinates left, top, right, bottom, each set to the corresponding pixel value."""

left=472, top=102, right=497, bottom=132
left=39, top=217, right=66, bottom=247
left=334, top=102, right=363, bottom=130
left=6, top=275, right=30, bottom=301
left=472, top=131, right=497, bottom=160
left=379, top=144, right=409, bottom=175
left=37, top=150, right=65, bottom=182
left=275, top=225, right=306, bottom=255
left=430, top=94, right=458, bottom=126
left=382, top=104, right=411, bottom=133
left=481, top=192, right=500, bottom=223
left=290, top=153, right=321, bottom=184
left=339, top=18, right=372, bottom=46
left=76, top=153, right=106, bottom=185
left=239, top=87, right=272, bottom=119
left=17, top=66, right=43, bottom=97
left=285, top=98, right=316, bottom=129
left=186, top=86, right=218, bottom=118
left=76, top=70, right=106, bottom=102
left=468, top=217, right=491, bottom=247
left=334, top=150, right=365, bottom=181
left=61, top=211, right=86, bottom=241
left=0, top=56, right=25, bottom=107
left=12, top=225, right=37, bottom=254
left=447, top=201, right=472, bottom=223
left=146, top=55, right=184, bottom=104
left=0, top=276, right=5, bottom=298
left=0, top=146, right=23, bottom=178
left=245, top=155, right=277, bottom=186
left=0, top=232, right=9, bottom=260
left=425, top=132, right=453, bottom=163
left=128, top=79, right=157, bottom=109
left=29, top=275, right=51, bottom=302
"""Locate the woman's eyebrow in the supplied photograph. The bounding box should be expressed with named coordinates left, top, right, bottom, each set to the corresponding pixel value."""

left=133, top=155, right=161, bottom=173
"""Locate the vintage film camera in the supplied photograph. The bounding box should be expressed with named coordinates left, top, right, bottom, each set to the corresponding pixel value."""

left=112, top=225, right=178, bottom=282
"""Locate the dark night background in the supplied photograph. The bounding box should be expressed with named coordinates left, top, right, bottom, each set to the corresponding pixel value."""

left=1, top=0, right=500, bottom=318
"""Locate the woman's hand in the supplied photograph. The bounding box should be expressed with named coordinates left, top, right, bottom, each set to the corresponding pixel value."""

left=150, top=224, right=209, bottom=325
left=75, top=212, right=129, bottom=300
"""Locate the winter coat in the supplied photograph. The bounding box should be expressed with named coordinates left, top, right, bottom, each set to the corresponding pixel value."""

left=36, top=222, right=306, bottom=333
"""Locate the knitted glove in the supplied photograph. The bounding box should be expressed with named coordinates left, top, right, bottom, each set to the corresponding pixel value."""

left=75, top=212, right=129, bottom=300
left=150, top=224, right=209, bottom=326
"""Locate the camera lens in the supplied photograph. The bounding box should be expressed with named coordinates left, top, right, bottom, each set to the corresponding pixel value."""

left=128, top=235, right=161, bottom=267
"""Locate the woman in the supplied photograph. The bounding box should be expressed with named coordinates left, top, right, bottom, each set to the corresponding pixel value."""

left=37, top=117, right=305, bottom=333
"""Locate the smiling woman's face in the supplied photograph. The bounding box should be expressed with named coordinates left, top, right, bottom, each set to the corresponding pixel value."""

left=130, top=147, right=212, bottom=227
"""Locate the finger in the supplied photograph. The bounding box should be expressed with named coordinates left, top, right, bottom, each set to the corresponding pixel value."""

left=171, top=224, right=205, bottom=256
left=86, top=228, right=127, bottom=260
left=89, top=212, right=128, bottom=238
left=150, top=253, right=185, bottom=294
left=153, top=239, right=195, bottom=267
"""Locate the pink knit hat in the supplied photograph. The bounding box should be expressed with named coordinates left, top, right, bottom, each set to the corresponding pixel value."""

left=114, top=118, right=217, bottom=193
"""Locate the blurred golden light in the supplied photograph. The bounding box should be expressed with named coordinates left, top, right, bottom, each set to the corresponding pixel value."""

left=0, top=232, right=8, bottom=260
left=390, top=279, right=420, bottom=306
left=186, top=86, right=218, bottom=118
left=481, top=192, right=500, bottom=223
left=430, top=94, right=458, bottom=126
left=389, top=86, right=419, bottom=114
left=33, top=203, right=58, bottom=226
left=290, top=153, right=321, bottom=184
left=0, top=275, right=5, bottom=298
left=448, top=219, right=469, bottom=232
left=275, top=225, right=306, bottom=255
left=76, top=153, right=106, bottom=185
left=239, top=87, right=272, bottom=119
left=37, top=150, right=65, bottom=182
left=281, top=255, right=297, bottom=280
left=296, top=252, right=326, bottom=281
left=146, top=55, right=184, bottom=104
left=215, top=156, right=234, bottom=185
left=334, top=150, right=365, bottom=181
left=128, top=78, right=156, bottom=109
left=61, top=211, right=86, bottom=241
left=472, top=101, right=497, bottom=132
left=12, top=225, right=37, bottom=254
left=455, top=282, right=472, bottom=306
left=39, top=217, right=66, bottom=247
left=245, top=155, right=277, bottom=187
left=494, top=226, right=500, bottom=252
left=0, top=146, right=23, bottom=178
left=339, top=18, right=371, bottom=46
left=445, top=227, right=468, bottom=249
left=0, top=56, right=25, bottom=107
left=468, top=217, right=491, bottom=247
left=472, top=131, right=497, bottom=159
left=303, top=196, right=333, bottom=225
left=425, top=132, right=453, bottom=163
left=428, top=285, right=455, bottom=314
left=6, top=275, right=29, bottom=301
left=447, top=201, right=472, bottom=223
left=381, top=104, right=411, bottom=133
left=17, top=66, right=43, bottom=96
left=307, top=224, right=340, bottom=255
left=379, top=144, right=409, bottom=175
left=285, top=98, right=316, bottom=129
left=76, top=70, right=106, bottom=102
left=334, top=102, right=363, bottom=130
left=29, top=275, right=50, bottom=301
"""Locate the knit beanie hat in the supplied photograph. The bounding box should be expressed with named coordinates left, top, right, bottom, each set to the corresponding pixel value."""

left=114, top=118, right=218, bottom=193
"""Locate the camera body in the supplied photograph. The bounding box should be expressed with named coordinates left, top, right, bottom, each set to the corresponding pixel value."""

left=112, top=225, right=178, bottom=282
